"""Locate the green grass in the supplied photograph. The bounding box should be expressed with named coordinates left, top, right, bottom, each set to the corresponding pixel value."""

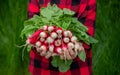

left=93, top=0, right=120, bottom=74
left=0, top=0, right=120, bottom=75
left=0, top=0, right=30, bottom=75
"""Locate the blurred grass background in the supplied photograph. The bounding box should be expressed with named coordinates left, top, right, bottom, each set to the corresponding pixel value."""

left=0, top=0, right=120, bottom=75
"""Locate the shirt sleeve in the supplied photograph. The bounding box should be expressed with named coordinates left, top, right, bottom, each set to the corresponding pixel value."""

left=28, top=0, right=40, bottom=18
left=78, top=0, right=96, bottom=49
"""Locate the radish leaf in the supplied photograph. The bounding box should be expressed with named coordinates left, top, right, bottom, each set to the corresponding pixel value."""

left=59, top=65, right=70, bottom=73
left=78, top=50, right=86, bottom=62
left=51, top=56, right=60, bottom=67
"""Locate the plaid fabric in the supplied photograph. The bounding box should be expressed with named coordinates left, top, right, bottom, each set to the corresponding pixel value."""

left=28, top=0, right=96, bottom=75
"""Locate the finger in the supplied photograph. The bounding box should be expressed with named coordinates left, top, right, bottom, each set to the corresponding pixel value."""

left=69, top=49, right=77, bottom=59
left=36, top=48, right=42, bottom=53
left=52, top=53, right=58, bottom=56
left=64, top=50, right=72, bottom=60
left=45, top=51, right=52, bottom=59
left=40, top=50, right=46, bottom=56
left=68, top=48, right=74, bottom=56
left=81, top=46, right=84, bottom=51
left=74, top=49, right=78, bottom=55
left=71, top=52, right=77, bottom=59
left=78, top=46, right=84, bottom=52
left=60, top=54, right=64, bottom=60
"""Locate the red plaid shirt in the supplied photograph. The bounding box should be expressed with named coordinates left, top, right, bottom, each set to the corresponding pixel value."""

left=28, top=0, right=96, bottom=75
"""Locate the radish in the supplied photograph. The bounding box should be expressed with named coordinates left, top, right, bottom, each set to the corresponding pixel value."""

left=26, top=39, right=30, bottom=45
left=71, top=36, right=77, bottom=43
left=40, top=37, right=45, bottom=42
left=40, top=44, right=48, bottom=51
left=54, top=39, right=62, bottom=46
left=62, top=43, right=67, bottom=51
left=40, top=31, right=48, bottom=38
left=42, top=25, right=48, bottom=31
left=44, top=40, right=48, bottom=46
left=67, top=30, right=72, bottom=37
left=28, top=29, right=43, bottom=44
left=51, top=32, right=58, bottom=39
left=55, top=27, right=63, bottom=34
left=46, top=36, right=54, bottom=44
left=48, top=26, right=54, bottom=32
left=55, top=47, right=62, bottom=54
left=63, top=37, right=70, bottom=43
left=35, top=41, right=41, bottom=47
left=63, top=31, right=69, bottom=37
left=67, top=42, right=74, bottom=49
left=49, top=44, right=54, bottom=52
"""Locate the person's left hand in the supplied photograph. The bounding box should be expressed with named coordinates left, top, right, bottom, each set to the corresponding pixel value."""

left=59, top=45, right=84, bottom=60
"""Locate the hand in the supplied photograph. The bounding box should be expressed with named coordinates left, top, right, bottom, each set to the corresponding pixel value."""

left=63, top=49, right=77, bottom=60
left=57, top=49, right=77, bottom=60
left=36, top=46, right=51, bottom=58
left=61, top=45, right=84, bottom=60
left=36, top=47, right=46, bottom=56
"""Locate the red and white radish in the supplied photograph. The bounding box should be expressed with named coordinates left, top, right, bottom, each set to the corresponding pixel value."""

left=55, top=27, right=63, bottom=34
left=48, top=26, right=54, bottom=32
left=63, top=37, right=70, bottom=43
left=67, top=42, right=74, bottom=49
left=40, top=31, right=48, bottom=38
left=40, top=37, right=45, bottom=42
left=71, top=36, right=77, bottom=43
left=40, top=44, right=48, bottom=51
left=67, top=30, right=72, bottom=37
left=51, top=32, right=58, bottom=39
left=46, top=36, right=54, bottom=44
left=28, top=29, right=43, bottom=44
left=55, top=47, right=62, bottom=54
left=63, top=31, right=69, bottom=37
left=42, top=25, right=48, bottom=31
left=54, top=39, right=62, bottom=46
left=35, top=41, right=41, bottom=47
left=49, top=44, right=54, bottom=52
left=44, top=40, right=48, bottom=46
left=62, top=44, right=68, bottom=51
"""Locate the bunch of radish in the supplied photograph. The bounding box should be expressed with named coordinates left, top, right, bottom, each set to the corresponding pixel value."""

left=26, top=25, right=82, bottom=58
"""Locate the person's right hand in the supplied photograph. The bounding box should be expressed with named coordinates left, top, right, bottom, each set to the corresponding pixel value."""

left=36, top=46, right=55, bottom=59
left=36, top=47, right=47, bottom=56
